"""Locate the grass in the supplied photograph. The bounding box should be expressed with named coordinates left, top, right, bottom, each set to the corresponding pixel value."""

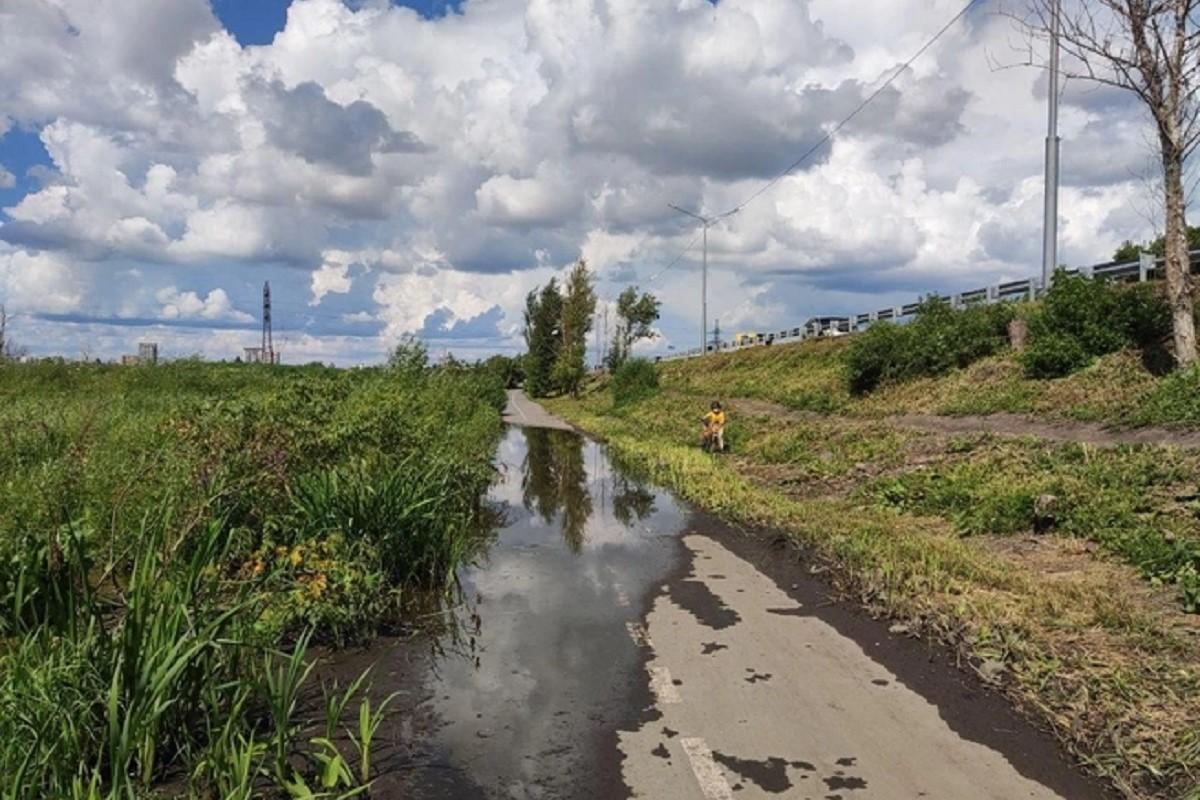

left=0, top=358, right=506, bottom=798
left=863, top=437, right=1200, bottom=611
left=546, top=382, right=1200, bottom=799
left=660, top=337, right=852, bottom=413
left=663, top=333, right=1200, bottom=429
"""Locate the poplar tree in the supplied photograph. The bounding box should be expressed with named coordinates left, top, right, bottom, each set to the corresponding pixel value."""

left=523, top=279, right=562, bottom=397
left=554, top=259, right=597, bottom=397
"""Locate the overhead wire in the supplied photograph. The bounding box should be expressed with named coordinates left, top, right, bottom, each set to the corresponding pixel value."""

left=721, top=0, right=984, bottom=217
left=613, top=0, right=983, bottom=301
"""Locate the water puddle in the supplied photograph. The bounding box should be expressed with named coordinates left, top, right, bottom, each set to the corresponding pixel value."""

left=342, top=425, right=690, bottom=798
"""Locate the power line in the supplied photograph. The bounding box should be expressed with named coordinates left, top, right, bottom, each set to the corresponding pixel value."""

left=600, top=0, right=983, bottom=309
left=723, top=0, right=985, bottom=217
left=644, top=230, right=703, bottom=286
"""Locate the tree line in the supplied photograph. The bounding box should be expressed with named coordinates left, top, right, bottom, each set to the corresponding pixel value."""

left=522, top=259, right=660, bottom=398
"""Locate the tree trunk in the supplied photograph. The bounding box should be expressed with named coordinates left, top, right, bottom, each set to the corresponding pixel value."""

left=1161, top=140, right=1198, bottom=367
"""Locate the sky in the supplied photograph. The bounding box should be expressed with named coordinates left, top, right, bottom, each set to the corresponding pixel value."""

left=0, top=0, right=1166, bottom=365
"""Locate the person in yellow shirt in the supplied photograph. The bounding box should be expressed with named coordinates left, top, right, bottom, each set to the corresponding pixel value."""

left=701, top=400, right=727, bottom=453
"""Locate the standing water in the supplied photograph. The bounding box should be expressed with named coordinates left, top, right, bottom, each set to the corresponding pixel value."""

left=342, top=424, right=690, bottom=798
left=327, top=421, right=1110, bottom=800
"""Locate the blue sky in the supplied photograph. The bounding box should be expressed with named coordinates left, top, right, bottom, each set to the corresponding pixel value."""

left=210, top=0, right=465, bottom=46
left=0, top=0, right=1157, bottom=364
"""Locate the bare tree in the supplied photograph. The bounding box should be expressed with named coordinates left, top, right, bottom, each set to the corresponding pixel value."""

left=1019, top=0, right=1198, bottom=365
left=0, top=306, right=23, bottom=361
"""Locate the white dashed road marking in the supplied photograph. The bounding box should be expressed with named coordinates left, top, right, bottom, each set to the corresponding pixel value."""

left=648, top=665, right=682, bottom=704
left=680, top=738, right=734, bottom=800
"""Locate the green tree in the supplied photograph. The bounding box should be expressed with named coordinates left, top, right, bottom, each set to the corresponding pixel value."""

left=388, top=335, right=428, bottom=374
left=606, top=287, right=660, bottom=370
left=1113, top=226, right=1200, bottom=262
left=553, top=260, right=597, bottom=397
left=523, top=279, right=562, bottom=397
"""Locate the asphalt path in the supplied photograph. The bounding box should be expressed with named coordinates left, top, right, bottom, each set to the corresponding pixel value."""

left=351, top=393, right=1110, bottom=799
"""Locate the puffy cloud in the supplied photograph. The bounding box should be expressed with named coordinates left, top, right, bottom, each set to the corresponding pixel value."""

left=0, top=166, right=14, bottom=189
left=309, top=251, right=356, bottom=304
left=155, top=286, right=253, bottom=322
left=0, top=0, right=1173, bottom=361
left=0, top=249, right=84, bottom=313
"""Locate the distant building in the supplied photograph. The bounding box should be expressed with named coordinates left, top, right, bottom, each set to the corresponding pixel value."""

left=138, top=342, right=158, bottom=364
left=243, top=347, right=280, bottom=364
left=121, top=354, right=140, bottom=366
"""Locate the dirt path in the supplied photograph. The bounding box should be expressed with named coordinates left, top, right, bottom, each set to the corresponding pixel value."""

left=733, top=397, right=1200, bottom=448
left=502, top=388, right=575, bottom=431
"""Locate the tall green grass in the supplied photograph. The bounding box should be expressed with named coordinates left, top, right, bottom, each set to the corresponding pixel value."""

left=0, top=358, right=506, bottom=797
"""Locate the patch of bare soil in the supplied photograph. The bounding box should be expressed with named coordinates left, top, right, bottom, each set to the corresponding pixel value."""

left=732, top=397, right=1200, bottom=449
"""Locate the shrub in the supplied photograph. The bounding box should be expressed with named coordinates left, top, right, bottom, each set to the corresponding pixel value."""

left=611, top=358, right=659, bottom=406
left=1021, top=331, right=1091, bottom=379
left=1022, top=271, right=1171, bottom=378
left=845, top=322, right=908, bottom=395
left=846, top=298, right=1014, bottom=394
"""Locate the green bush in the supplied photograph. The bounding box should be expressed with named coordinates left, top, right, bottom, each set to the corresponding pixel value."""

left=846, top=298, right=1014, bottom=394
left=1020, top=331, right=1091, bottom=379
left=1022, top=271, right=1170, bottom=378
left=611, top=358, right=660, bottom=406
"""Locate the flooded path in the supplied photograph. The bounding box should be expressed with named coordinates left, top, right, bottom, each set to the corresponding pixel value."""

left=332, top=396, right=1112, bottom=799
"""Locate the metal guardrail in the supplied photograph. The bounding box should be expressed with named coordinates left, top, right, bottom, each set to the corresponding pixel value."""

left=657, top=250, right=1200, bottom=362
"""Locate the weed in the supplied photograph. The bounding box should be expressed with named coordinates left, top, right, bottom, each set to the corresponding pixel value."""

left=0, top=358, right=506, bottom=797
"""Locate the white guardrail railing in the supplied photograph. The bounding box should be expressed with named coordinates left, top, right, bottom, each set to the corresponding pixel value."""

left=656, top=250, right=1200, bottom=362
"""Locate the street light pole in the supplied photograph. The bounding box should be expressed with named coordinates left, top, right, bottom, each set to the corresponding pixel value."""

left=1042, top=0, right=1061, bottom=288
left=669, top=204, right=737, bottom=354
left=702, top=223, right=708, bottom=354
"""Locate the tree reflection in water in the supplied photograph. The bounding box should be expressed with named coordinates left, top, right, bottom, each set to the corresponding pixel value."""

left=612, top=475, right=656, bottom=527
left=521, top=428, right=593, bottom=552
left=519, top=427, right=658, bottom=551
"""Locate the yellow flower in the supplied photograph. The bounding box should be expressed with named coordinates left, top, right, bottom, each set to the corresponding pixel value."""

left=289, top=547, right=303, bottom=568
left=309, top=574, right=328, bottom=598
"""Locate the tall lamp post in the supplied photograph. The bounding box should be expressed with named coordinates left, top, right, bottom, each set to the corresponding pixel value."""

left=669, top=204, right=738, bottom=354
left=1042, top=0, right=1061, bottom=287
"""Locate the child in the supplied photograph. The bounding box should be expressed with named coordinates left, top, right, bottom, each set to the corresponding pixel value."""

left=702, top=400, right=727, bottom=452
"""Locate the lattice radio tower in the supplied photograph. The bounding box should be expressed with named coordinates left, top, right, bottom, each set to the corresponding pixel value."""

left=262, top=281, right=275, bottom=364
